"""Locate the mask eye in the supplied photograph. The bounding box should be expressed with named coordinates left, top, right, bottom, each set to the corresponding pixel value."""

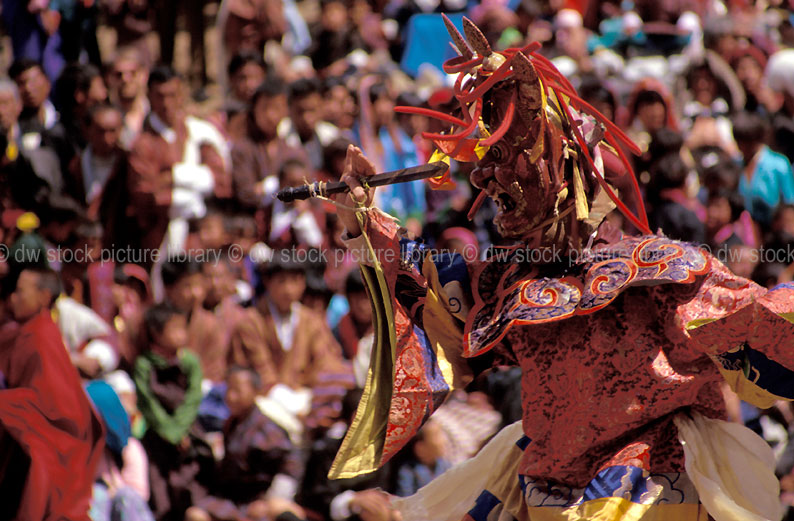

left=490, top=142, right=510, bottom=162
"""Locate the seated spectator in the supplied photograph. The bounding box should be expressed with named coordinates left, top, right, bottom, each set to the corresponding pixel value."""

left=110, top=264, right=152, bottom=371
left=765, top=49, right=794, bottom=165
left=705, top=188, right=756, bottom=250
left=127, top=66, right=229, bottom=258
left=0, top=79, right=54, bottom=225
left=53, top=63, right=108, bottom=154
left=55, top=287, right=120, bottom=380
left=10, top=58, right=64, bottom=137
left=86, top=380, right=153, bottom=521
left=188, top=367, right=304, bottom=521
left=333, top=270, right=373, bottom=383
left=203, top=254, right=269, bottom=387
left=224, top=51, right=267, bottom=141
left=733, top=110, right=794, bottom=226
left=681, top=54, right=743, bottom=155
left=279, top=78, right=341, bottom=172
left=646, top=153, right=706, bottom=244
left=771, top=204, right=794, bottom=241
left=307, top=0, right=362, bottom=75
left=323, top=78, right=357, bottom=133
left=162, top=258, right=226, bottom=384
left=231, top=79, right=295, bottom=212
left=234, top=254, right=353, bottom=430
left=0, top=268, right=104, bottom=520
left=64, top=104, right=129, bottom=234
left=360, top=82, right=423, bottom=231
left=102, top=3, right=154, bottom=68
left=7, top=61, right=85, bottom=223
left=624, top=78, right=678, bottom=155
left=394, top=419, right=451, bottom=497
left=220, top=0, right=286, bottom=74
left=730, top=46, right=779, bottom=115
left=106, top=368, right=148, bottom=439
left=266, top=158, right=326, bottom=250
left=134, top=303, right=208, bottom=521
left=297, top=389, right=396, bottom=521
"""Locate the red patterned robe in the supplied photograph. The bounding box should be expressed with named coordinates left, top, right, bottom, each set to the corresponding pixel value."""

left=333, top=209, right=793, bottom=520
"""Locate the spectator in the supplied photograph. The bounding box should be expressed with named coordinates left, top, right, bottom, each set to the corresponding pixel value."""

left=733, top=110, right=794, bottom=226
left=86, top=380, right=153, bottom=521
left=106, top=47, right=150, bottom=150
left=102, top=2, right=155, bottom=67
left=189, top=367, right=304, bottom=521
left=235, top=254, right=352, bottom=429
left=265, top=158, right=326, bottom=250
left=624, top=78, right=678, bottom=154
left=0, top=268, right=104, bottom=521
left=162, top=258, right=226, bottom=384
left=705, top=188, right=754, bottom=250
left=230, top=79, right=296, bottom=211
left=394, top=419, right=451, bottom=497
left=203, top=255, right=270, bottom=385
left=1, top=0, right=65, bottom=81
left=219, top=0, right=287, bottom=72
left=729, top=46, right=779, bottom=115
left=307, top=0, right=361, bottom=74
left=126, top=66, right=229, bottom=259
left=360, top=81, right=423, bottom=230
left=53, top=63, right=108, bottom=153
left=333, top=270, right=373, bottom=386
left=0, top=79, right=54, bottom=223
left=765, top=48, right=794, bottom=165
left=224, top=51, right=268, bottom=140
left=109, top=264, right=152, bottom=370
left=106, top=368, right=148, bottom=439
left=280, top=78, right=340, bottom=172
left=296, top=389, right=396, bottom=521
left=10, top=58, right=61, bottom=134
left=681, top=53, right=742, bottom=155
left=647, top=153, right=706, bottom=244
left=134, top=302, right=207, bottom=521
left=65, top=103, right=125, bottom=219
left=323, top=78, right=357, bottom=133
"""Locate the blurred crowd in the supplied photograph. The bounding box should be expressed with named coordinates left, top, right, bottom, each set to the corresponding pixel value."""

left=2, top=0, right=794, bottom=519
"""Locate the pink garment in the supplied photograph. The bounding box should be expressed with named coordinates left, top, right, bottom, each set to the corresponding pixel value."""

left=98, top=437, right=150, bottom=501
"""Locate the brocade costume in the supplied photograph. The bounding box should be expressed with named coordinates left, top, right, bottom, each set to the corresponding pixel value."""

left=328, top=15, right=793, bottom=521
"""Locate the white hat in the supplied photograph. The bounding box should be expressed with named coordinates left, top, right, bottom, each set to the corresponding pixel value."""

left=555, top=8, right=583, bottom=30
left=105, top=370, right=135, bottom=395
left=765, top=49, right=794, bottom=98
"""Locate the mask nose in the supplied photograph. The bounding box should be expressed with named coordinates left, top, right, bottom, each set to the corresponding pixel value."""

left=470, top=164, right=495, bottom=190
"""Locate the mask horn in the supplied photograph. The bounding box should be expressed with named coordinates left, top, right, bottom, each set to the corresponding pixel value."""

left=512, top=51, right=542, bottom=111
left=462, top=17, right=492, bottom=58
left=442, top=14, right=473, bottom=59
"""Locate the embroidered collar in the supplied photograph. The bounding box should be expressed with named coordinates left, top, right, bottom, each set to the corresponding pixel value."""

left=462, top=236, right=710, bottom=357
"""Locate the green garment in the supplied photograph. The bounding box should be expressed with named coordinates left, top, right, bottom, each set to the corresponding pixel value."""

left=133, top=349, right=203, bottom=445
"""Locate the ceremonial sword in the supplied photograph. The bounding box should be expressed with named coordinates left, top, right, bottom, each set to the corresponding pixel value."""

left=276, top=162, right=448, bottom=203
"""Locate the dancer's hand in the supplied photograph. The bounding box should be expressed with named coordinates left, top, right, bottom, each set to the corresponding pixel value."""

left=332, top=145, right=377, bottom=238
left=350, top=490, right=401, bottom=521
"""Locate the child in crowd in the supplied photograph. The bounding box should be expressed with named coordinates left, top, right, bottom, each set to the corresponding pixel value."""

left=162, top=258, right=226, bottom=384
left=394, top=419, right=451, bottom=497
left=333, top=270, right=373, bottom=387
left=134, top=303, right=208, bottom=521
left=87, top=379, right=153, bottom=521
left=188, top=366, right=305, bottom=521
left=733, top=110, right=794, bottom=226
left=266, top=158, right=325, bottom=250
